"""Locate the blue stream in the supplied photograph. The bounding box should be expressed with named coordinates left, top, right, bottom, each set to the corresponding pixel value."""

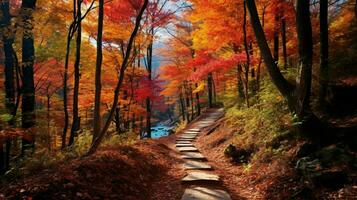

left=150, top=123, right=173, bottom=138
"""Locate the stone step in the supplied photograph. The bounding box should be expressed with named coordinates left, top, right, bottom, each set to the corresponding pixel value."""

left=181, top=133, right=198, bottom=136
left=177, top=146, right=199, bottom=152
left=176, top=138, right=195, bottom=142
left=184, top=131, right=200, bottom=134
left=176, top=141, right=193, bottom=144
left=187, top=128, right=200, bottom=132
left=181, top=152, right=206, bottom=160
left=183, top=160, right=212, bottom=170
left=182, top=171, right=219, bottom=182
left=176, top=144, right=195, bottom=147
left=181, top=187, right=231, bottom=200
left=178, top=136, right=196, bottom=140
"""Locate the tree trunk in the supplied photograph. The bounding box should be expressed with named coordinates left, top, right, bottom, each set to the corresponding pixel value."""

left=190, top=87, right=194, bottom=118
left=62, top=0, right=77, bottom=149
left=207, top=73, right=213, bottom=108
left=195, top=86, right=201, bottom=115
left=243, top=0, right=250, bottom=107
left=295, top=0, right=313, bottom=119
left=69, top=0, right=82, bottom=146
left=318, top=0, right=329, bottom=108
left=247, top=0, right=295, bottom=108
left=281, top=18, right=288, bottom=69
left=2, top=0, right=15, bottom=118
left=92, top=0, right=104, bottom=142
left=1, top=1, right=15, bottom=174
left=115, top=107, right=120, bottom=133
left=21, top=0, right=37, bottom=153
left=145, top=38, right=153, bottom=138
left=273, top=11, right=280, bottom=63
left=179, top=92, right=186, bottom=121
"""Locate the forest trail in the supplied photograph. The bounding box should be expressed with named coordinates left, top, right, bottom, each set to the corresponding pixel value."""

left=174, top=108, right=232, bottom=200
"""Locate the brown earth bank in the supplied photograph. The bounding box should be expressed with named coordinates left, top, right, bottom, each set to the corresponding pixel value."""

left=0, top=138, right=185, bottom=200
left=195, top=118, right=357, bottom=200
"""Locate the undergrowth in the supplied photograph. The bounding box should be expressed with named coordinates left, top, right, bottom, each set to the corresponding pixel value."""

left=1, top=128, right=139, bottom=182
left=223, top=78, right=293, bottom=165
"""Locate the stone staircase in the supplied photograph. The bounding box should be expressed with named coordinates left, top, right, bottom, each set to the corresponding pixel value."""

left=176, top=109, right=232, bottom=200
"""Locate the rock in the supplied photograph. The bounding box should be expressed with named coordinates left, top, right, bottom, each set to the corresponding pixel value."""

left=181, top=152, right=206, bottom=160
left=296, top=143, right=319, bottom=158
left=314, top=145, right=350, bottom=166
left=295, top=157, right=348, bottom=189
left=182, top=171, right=219, bottom=182
left=176, top=141, right=193, bottom=144
left=183, top=160, right=212, bottom=170
left=188, top=128, right=200, bottom=132
left=177, top=147, right=198, bottom=152
left=224, top=144, right=252, bottom=163
left=292, top=187, right=315, bottom=200
left=181, top=187, right=231, bottom=200
left=176, top=144, right=195, bottom=147
left=311, top=170, right=348, bottom=189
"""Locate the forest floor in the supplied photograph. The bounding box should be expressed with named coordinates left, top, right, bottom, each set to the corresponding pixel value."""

left=1, top=109, right=357, bottom=199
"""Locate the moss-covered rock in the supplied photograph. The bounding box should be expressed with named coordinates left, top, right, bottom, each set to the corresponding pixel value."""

left=224, top=144, right=253, bottom=163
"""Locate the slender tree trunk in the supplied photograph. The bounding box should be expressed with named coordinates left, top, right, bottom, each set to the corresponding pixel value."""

left=93, top=0, right=104, bottom=142
left=243, top=0, right=250, bottom=107
left=179, top=91, right=186, bottom=121
left=1, top=1, right=15, bottom=173
left=207, top=73, right=213, bottom=108
left=62, top=0, right=77, bottom=149
left=195, top=86, right=201, bottom=115
left=69, top=0, right=82, bottom=146
left=281, top=17, right=288, bottom=69
left=145, top=38, right=153, bottom=138
left=47, top=93, right=51, bottom=149
left=256, top=6, right=266, bottom=91
left=237, top=65, right=245, bottom=99
left=21, top=0, right=37, bottom=153
left=2, top=0, right=15, bottom=116
left=0, top=143, right=4, bottom=174
left=184, top=86, right=191, bottom=121
left=212, top=75, right=217, bottom=103
left=190, top=87, right=194, bottom=118
left=87, top=0, right=148, bottom=155
left=247, top=0, right=295, bottom=109
left=295, top=0, right=313, bottom=119
left=273, top=10, right=280, bottom=63
left=115, top=107, right=120, bottom=133
left=318, top=0, right=329, bottom=107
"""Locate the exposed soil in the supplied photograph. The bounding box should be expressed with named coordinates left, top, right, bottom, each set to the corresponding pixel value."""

left=0, top=138, right=185, bottom=200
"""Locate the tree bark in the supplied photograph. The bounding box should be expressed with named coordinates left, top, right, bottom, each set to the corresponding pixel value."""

left=179, top=91, right=186, bottom=121
left=145, top=38, right=153, bottom=138
left=243, top=0, right=250, bottom=107
left=62, top=0, right=77, bottom=149
left=318, top=0, right=329, bottom=107
left=69, top=0, right=82, bottom=146
left=295, top=0, right=313, bottom=119
left=93, top=0, right=104, bottom=142
left=1, top=1, right=15, bottom=173
left=273, top=10, right=280, bottom=63
left=2, top=1, right=15, bottom=117
left=281, top=17, right=288, bottom=69
left=21, top=0, right=37, bottom=153
left=207, top=73, right=213, bottom=108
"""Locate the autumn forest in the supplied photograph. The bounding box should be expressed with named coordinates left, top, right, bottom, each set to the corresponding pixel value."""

left=0, top=0, right=356, bottom=199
